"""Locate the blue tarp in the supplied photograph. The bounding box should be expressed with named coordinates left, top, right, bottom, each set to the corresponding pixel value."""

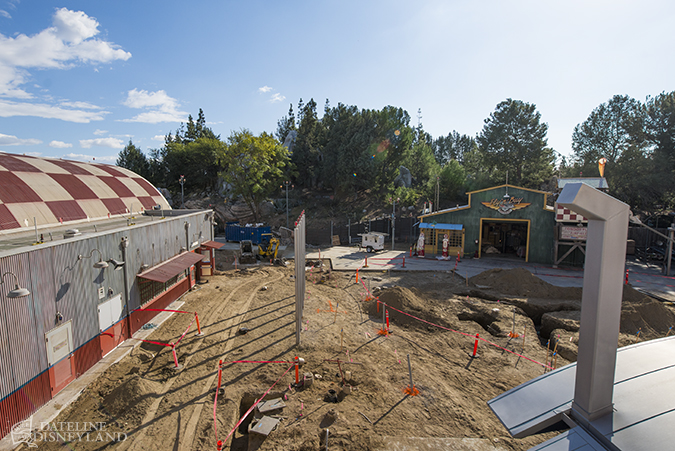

left=419, top=222, right=462, bottom=230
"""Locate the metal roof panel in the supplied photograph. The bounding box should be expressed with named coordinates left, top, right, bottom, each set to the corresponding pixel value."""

left=137, top=252, right=204, bottom=283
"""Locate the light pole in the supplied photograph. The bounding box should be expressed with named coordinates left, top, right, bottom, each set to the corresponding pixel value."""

left=179, top=175, right=185, bottom=209
left=391, top=197, right=399, bottom=250
left=282, top=181, right=291, bottom=228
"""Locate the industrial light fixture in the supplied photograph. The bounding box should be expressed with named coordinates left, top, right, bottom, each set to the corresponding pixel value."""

left=108, top=259, right=125, bottom=271
left=1, top=272, right=31, bottom=298
left=79, top=248, right=109, bottom=269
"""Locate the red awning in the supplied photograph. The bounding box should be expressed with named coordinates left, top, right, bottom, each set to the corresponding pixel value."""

left=200, top=240, right=225, bottom=249
left=137, top=252, right=204, bottom=283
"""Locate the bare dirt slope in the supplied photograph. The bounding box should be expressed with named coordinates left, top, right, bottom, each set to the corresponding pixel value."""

left=29, top=265, right=675, bottom=451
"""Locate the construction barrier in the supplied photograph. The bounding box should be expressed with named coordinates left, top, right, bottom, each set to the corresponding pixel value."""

left=218, top=363, right=295, bottom=447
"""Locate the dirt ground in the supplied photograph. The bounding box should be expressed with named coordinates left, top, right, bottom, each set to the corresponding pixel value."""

left=27, top=260, right=675, bottom=451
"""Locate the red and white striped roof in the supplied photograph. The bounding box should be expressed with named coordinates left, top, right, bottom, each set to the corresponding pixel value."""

left=0, top=152, right=171, bottom=233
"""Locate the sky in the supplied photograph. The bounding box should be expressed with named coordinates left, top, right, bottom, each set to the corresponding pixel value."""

left=0, top=0, right=673, bottom=165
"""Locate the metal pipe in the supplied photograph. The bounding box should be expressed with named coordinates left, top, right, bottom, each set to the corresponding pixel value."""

left=407, top=354, right=413, bottom=390
left=121, top=236, right=132, bottom=338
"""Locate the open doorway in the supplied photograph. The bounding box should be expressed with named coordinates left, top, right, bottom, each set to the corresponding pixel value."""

left=479, top=219, right=530, bottom=261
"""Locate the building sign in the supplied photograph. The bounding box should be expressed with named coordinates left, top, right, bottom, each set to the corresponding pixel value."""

left=560, top=225, right=587, bottom=241
left=481, top=197, right=531, bottom=215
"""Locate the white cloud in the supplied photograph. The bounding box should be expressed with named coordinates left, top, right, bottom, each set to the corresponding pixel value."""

left=258, top=86, right=273, bottom=93
left=0, top=8, right=131, bottom=98
left=62, top=153, right=116, bottom=163
left=121, top=88, right=187, bottom=123
left=270, top=93, right=286, bottom=103
left=0, top=133, right=42, bottom=146
left=93, top=129, right=108, bottom=135
left=80, top=137, right=124, bottom=148
left=0, top=99, right=107, bottom=122
left=59, top=100, right=102, bottom=110
left=0, top=10, right=11, bottom=19
left=49, top=140, right=72, bottom=148
left=152, top=134, right=165, bottom=141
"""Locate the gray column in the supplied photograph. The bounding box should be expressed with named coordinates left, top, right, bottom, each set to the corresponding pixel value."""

left=557, top=183, right=629, bottom=422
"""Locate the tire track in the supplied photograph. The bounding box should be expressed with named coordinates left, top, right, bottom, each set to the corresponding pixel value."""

left=118, top=269, right=284, bottom=451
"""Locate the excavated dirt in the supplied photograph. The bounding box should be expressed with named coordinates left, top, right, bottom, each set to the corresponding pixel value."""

left=29, top=265, right=675, bottom=451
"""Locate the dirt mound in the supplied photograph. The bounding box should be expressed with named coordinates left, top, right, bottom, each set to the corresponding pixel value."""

left=470, top=268, right=581, bottom=300
left=101, top=373, right=162, bottom=423
left=363, top=286, right=455, bottom=331
left=621, top=297, right=675, bottom=337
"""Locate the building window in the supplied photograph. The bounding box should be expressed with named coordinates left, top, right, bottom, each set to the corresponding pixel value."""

left=139, top=271, right=186, bottom=305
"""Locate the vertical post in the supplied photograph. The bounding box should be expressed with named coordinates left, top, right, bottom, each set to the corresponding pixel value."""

left=348, top=218, right=351, bottom=244
left=294, top=356, right=299, bottom=385
left=392, top=198, right=396, bottom=250
left=558, top=183, right=629, bottom=423
left=195, top=313, right=203, bottom=336
left=382, top=304, right=386, bottom=332
left=330, top=221, right=333, bottom=245
left=386, top=310, right=390, bottom=333
left=295, top=212, right=306, bottom=346
left=179, top=175, right=185, bottom=208
left=472, top=333, right=479, bottom=357
left=407, top=354, right=414, bottom=390
left=171, top=343, right=180, bottom=369
left=667, top=224, right=674, bottom=276
left=285, top=181, right=289, bottom=229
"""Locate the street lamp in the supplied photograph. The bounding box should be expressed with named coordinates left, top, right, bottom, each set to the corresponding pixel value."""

left=281, top=181, right=292, bottom=228
left=390, top=197, right=399, bottom=250
left=179, top=175, right=185, bottom=209
left=1, top=271, right=31, bottom=298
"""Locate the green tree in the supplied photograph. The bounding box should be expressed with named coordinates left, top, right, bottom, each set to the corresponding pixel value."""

left=292, top=98, right=325, bottom=187
left=321, top=103, right=378, bottom=195
left=476, top=99, right=555, bottom=188
left=437, top=159, right=466, bottom=204
left=116, top=139, right=149, bottom=178
left=275, top=104, right=296, bottom=143
left=572, top=95, right=647, bottom=168
left=646, top=91, right=675, bottom=209
left=571, top=95, right=651, bottom=208
left=221, top=130, right=290, bottom=221
left=433, top=131, right=476, bottom=165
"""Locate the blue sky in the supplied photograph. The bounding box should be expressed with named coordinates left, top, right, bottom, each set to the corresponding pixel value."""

left=0, top=0, right=673, bottom=164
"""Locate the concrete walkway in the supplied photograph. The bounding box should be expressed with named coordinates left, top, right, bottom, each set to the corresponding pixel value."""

left=297, top=245, right=675, bottom=302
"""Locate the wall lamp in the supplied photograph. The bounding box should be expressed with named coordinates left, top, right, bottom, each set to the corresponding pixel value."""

left=79, top=249, right=108, bottom=269
left=1, top=272, right=31, bottom=298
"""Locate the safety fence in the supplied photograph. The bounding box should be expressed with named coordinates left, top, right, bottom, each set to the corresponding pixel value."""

left=121, top=308, right=203, bottom=369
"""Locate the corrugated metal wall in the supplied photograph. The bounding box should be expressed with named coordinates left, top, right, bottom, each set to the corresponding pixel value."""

left=0, top=211, right=211, bottom=420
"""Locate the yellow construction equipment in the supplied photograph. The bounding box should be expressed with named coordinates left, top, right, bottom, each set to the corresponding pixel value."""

left=257, top=233, right=284, bottom=264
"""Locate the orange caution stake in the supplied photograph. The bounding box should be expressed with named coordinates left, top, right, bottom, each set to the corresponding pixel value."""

left=386, top=310, right=390, bottom=333
left=364, top=257, right=369, bottom=268
left=404, top=354, right=419, bottom=396
left=294, top=356, right=299, bottom=385
left=195, top=313, right=204, bottom=336
left=171, top=343, right=181, bottom=370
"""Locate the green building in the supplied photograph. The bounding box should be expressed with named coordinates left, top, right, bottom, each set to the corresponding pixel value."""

left=418, top=184, right=556, bottom=264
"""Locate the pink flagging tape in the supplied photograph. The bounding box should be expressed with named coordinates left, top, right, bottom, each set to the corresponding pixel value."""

left=380, top=301, right=551, bottom=369
left=220, top=360, right=294, bottom=365
left=127, top=337, right=173, bottom=347
left=174, top=315, right=197, bottom=347
left=221, top=363, right=294, bottom=445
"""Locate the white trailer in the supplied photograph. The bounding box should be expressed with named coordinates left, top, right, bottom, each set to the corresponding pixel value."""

left=358, top=232, right=389, bottom=252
